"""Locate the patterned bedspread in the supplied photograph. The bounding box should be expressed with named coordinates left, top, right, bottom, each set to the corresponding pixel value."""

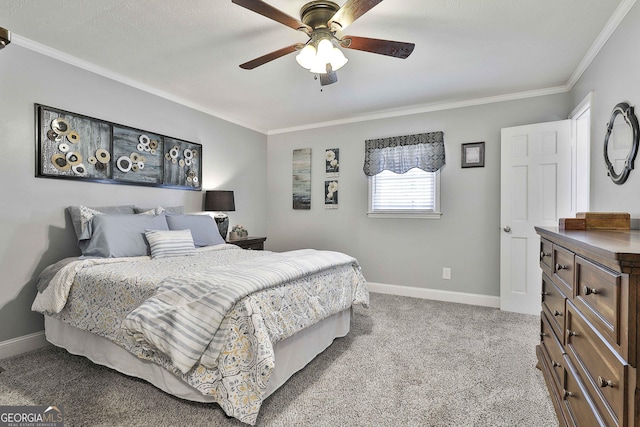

left=31, top=245, right=369, bottom=425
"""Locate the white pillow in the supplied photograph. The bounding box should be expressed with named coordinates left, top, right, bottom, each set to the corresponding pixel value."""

left=145, top=229, right=196, bottom=259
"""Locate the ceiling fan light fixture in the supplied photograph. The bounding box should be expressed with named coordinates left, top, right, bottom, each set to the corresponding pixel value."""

left=301, top=37, right=348, bottom=74
left=296, top=44, right=317, bottom=69
left=329, top=47, right=348, bottom=70
left=315, top=38, right=334, bottom=64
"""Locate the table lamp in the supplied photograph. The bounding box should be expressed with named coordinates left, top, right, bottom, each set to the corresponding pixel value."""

left=204, top=190, right=235, bottom=239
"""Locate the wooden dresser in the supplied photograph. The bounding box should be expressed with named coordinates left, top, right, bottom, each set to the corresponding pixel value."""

left=535, top=227, right=640, bottom=426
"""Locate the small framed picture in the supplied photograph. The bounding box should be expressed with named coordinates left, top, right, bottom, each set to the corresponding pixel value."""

left=461, top=142, right=485, bottom=168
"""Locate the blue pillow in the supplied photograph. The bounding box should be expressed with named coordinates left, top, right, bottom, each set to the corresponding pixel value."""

left=67, top=205, right=136, bottom=241
left=80, top=214, right=169, bottom=258
left=166, top=215, right=225, bottom=247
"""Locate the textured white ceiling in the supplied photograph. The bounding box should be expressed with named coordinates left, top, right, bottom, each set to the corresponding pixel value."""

left=0, top=0, right=627, bottom=133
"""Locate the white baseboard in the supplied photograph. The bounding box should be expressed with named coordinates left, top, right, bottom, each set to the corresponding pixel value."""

left=367, top=282, right=500, bottom=308
left=0, top=330, right=48, bottom=360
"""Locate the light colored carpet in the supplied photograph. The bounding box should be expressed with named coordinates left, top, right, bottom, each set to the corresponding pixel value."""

left=0, top=293, right=557, bottom=426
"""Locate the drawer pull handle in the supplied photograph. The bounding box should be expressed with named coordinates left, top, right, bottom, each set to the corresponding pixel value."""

left=555, top=263, right=567, bottom=271
left=553, top=310, right=563, bottom=317
left=540, top=251, right=550, bottom=259
left=597, top=376, right=615, bottom=388
left=563, top=389, right=574, bottom=399
left=583, top=286, right=599, bottom=296
left=541, top=291, right=549, bottom=296
left=567, top=329, right=579, bottom=337
left=540, top=332, right=548, bottom=338
left=552, top=361, right=561, bottom=368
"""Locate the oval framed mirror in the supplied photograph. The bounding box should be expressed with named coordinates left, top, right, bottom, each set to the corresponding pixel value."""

left=604, top=102, right=639, bottom=185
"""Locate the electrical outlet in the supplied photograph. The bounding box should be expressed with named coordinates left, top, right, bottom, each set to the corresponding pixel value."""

left=443, top=267, right=451, bottom=280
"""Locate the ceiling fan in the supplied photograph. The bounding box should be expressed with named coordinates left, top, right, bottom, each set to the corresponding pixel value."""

left=232, top=0, right=415, bottom=86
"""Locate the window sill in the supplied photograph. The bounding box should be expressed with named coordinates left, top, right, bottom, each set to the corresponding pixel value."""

left=366, top=211, right=442, bottom=219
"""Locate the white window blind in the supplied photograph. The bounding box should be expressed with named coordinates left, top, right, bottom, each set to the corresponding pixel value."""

left=369, top=168, right=441, bottom=218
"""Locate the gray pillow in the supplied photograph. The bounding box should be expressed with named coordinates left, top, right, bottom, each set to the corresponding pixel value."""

left=166, top=215, right=225, bottom=247
left=68, top=205, right=136, bottom=241
left=80, top=214, right=169, bottom=258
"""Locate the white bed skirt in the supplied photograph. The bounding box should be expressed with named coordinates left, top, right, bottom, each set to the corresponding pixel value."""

left=44, top=308, right=351, bottom=400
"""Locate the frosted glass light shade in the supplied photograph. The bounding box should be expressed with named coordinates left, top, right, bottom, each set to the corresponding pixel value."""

left=309, top=61, right=329, bottom=74
left=296, top=44, right=316, bottom=69
left=315, top=39, right=333, bottom=65
left=329, top=47, right=348, bottom=71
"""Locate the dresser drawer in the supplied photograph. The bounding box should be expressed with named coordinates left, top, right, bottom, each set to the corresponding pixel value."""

left=540, top=238, right=554, bottom=276
left=575, top=256, right=622, bottom=348
left=566, top=301, right=628, bottom=427
left=553, top=245, right=574, bottom=296
left=562, top=355, right=608, bottom=427
left=541, top=311, right=565, bottom=391
left=542, top=273, right=566, bottom=341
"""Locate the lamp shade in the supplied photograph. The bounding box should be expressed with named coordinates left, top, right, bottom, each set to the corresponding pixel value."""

left=204, top=190, right=235, bottom=212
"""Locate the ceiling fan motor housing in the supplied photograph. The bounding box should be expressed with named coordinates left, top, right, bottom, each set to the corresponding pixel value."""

left=300, top=1, right=340, bottom=30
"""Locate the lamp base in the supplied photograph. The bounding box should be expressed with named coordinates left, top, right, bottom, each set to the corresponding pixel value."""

left=214, top=214, right=229, bottom=240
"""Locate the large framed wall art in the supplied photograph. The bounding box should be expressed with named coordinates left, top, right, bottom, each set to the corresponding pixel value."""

left=35, top=104, right=202, bottom=191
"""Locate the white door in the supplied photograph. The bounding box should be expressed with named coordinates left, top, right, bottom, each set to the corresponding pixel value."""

left=500, top=120, right=572, bottom=314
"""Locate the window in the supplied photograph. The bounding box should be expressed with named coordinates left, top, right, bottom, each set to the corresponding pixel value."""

left=363, top=131, right=445, bottom=219
left=368, top=168, right=441, bottom=218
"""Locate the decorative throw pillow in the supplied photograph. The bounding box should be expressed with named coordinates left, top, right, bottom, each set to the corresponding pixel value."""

left=145, top=229, right=196, bottom=259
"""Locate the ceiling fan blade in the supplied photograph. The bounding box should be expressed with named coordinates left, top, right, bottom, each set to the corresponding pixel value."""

left=329, top=0, right=383, bottom=31
left=239, top=44, right=303, bottom=69
left=341, top=36, right=415, bottom=59
left=232, top=0, right=311, bottom=33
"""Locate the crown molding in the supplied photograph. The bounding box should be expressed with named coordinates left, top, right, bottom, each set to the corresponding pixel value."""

left=11, top=35, right=268, bottom=135
left=565, top=0, right=637, bottom=90
left=267, top=85, right=569, bottom=135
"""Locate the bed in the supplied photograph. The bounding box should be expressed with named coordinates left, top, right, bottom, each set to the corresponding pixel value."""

left=31, top=205, right=369, bottom=425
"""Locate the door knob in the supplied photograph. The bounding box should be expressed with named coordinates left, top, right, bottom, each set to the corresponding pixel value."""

left=503, top=226, right=512, bottom=233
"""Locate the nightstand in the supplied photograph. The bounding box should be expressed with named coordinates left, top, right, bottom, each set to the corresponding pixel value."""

left=227, top=236, right=267, bottom=250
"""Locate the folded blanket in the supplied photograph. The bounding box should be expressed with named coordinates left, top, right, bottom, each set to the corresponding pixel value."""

left=122, top=249, right=363, bottom=374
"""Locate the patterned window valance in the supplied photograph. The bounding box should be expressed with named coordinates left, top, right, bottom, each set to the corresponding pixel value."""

left=363, top=131, right=445, bottom=176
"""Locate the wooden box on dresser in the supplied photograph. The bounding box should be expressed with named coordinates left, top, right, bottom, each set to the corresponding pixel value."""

left=535, top=226, right=640, bottom=427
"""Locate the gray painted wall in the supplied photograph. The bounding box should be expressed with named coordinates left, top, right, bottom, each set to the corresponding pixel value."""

left=266, top=94, right=570, bottom=296
left=570, top=1, right=640, bottom=214
left=0, top=45, right=267, bottom=342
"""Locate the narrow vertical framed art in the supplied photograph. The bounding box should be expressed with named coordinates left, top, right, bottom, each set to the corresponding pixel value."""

left=292, top=148, right=311, bottom=210
left=325, top=148, right=339, bottom=177
left=325, top=180, right=338, bottom=209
